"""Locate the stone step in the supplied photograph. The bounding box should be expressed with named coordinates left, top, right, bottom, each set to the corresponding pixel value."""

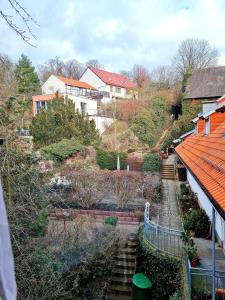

left=110, top=284, right=132, bottom=293
left=121, top=248, right=136, bottom=254
left=114, top=261, right=136, bottom=269
left=111, top=276, right=131, bottom=284
left=127, top=241, right=138, bottom=247
left=108, top=293, right=131, bottom=300
left=112, top=268, right=135, bottom=275
left=114, top=254, right=136, bottom=261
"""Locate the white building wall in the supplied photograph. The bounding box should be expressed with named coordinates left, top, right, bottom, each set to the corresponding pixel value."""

left=90, top=116, right=114, bottom=134
left=80, top=68, right=105, bottom=90
left=187, top=170, right=225, bottom=247
left=42, top=75, right=66, bottom=94
left=64, top=94, right=97, bottom=115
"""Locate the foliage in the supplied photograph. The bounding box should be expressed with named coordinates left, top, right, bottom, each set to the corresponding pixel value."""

left=65, top=171, right=106, bottom=208
left=105, top=171, right=143, bottom=208
left=104, top=216, right=118, bottom=226
left=142, top=153, right=161, bottom=172
left=161, top=102, right=201, bottom=151
left=138, top=226, right=182, bottom=299
left=96, top=148, right=127, bottom=170
left=170, top=292, right=181, bottom=300
left=41, top=138, right=83, bottom=161
left=184, top=209, right=210, bottom=238
left=180, top=183, right=189, bottom=195
left=30, top=96, right=100, bottom=147
left=130, top=97, right=171, bottom=148
left=31, top=207, right=49, bottom=237
left=14, top=54, right=40, bottom=94
left=183, top=242, right=198, bottom=260
left=181, top=232, right=198, bottom=260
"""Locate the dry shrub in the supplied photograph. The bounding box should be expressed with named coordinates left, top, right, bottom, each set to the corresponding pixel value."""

left=116, top=99, right=147, bottom=121
left=67, top=171, right=106, bottom=208
left=143, top=173, right=161, bottom=201
left=104, top=171, right=144, bottom=208
left=127, top=153, right=144, bottom=171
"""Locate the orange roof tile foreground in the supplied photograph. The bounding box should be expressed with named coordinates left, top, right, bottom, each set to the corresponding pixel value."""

left=176, top=116, right=225, bottom=214
left=56, top=75, right=97, bottom=90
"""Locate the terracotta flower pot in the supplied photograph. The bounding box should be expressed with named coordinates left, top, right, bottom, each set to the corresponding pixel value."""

left=190, top=257, right=199, bottom=267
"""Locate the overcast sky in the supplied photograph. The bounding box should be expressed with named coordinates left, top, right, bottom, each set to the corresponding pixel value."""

left=1, top=0, right=225, bottom=72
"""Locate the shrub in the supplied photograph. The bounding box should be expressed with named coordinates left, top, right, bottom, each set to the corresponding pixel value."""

left=41, top=138, right=83, bottom=161
left=66, top=171, right=106, bottom=208
left=180, top=183, right=189, bottom=195
left=104, top=216, right=118, bottom=226
left=184, top=209, right=210, bottom=237
left=96, top=148, right=127, bottom=170
left=138, top=226, right=182, bottom=299
left=105, top=171, right=144, bottom=208
left=142, top=153, right=161, bottom=172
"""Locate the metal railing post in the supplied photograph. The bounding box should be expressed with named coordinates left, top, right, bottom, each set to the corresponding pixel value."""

left=212, top=207, right=216, bottom=300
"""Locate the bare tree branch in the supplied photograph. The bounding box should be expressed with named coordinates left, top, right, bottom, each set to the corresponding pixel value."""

left=0, top=0, right=38, bottom=47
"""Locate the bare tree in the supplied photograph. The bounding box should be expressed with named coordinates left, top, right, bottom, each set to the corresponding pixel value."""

left=38, top=57, right=84, bottom=83
left=151, top=65, right=177, bottom=89
left=0, top=0, right=38, bottom=46
left=132, top=64, right=151, bottom=89
left=86, top=59, right=103, bottom=69
left=0, top=54, right=17, bottom=103
left=174, top=38, right=218, bottom=75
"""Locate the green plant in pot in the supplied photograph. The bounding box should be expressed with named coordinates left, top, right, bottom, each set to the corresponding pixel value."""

left=184, top=243, right=199, bottom=267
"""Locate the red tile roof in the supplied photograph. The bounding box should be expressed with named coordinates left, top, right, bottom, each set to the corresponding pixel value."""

left=176, top=111, right=225, bottom=213
left=89, top=67, right=134, bottom=89
left=56, top=75, right=96, bottom=90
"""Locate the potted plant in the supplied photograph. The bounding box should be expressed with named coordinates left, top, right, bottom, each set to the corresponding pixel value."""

left=184, top=243, right=199, bottom=267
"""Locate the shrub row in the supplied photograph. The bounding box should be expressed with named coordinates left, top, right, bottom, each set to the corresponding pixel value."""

left=138, top=226, right=182, bottom=299
left=41, top=138, right=83, bottom=161
left=96, top=149, right=127, bottom=170
left=142, top=153, right=161, bottom=172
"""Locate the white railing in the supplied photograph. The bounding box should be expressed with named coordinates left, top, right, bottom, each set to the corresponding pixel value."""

left=144, top=202, right=183, bottom=257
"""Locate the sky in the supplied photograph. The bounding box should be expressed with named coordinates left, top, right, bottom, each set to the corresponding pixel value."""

left=1, top=0, right=225, bottom=73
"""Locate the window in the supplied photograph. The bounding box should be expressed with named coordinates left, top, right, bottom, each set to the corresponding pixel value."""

left=110, top=86, right=114, bottom=92
left=205, top=118, right=210, bottom=135
left=80, top=102, right=87, bottom=114
left=36, top=101, right=46, bottom=113
left=116, top=87, right=121, bottom=93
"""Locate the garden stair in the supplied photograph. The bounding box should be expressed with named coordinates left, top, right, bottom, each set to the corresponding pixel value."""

left=107, top=234, right=138, bottom=300
left=160, top=164, right=176, bottom=180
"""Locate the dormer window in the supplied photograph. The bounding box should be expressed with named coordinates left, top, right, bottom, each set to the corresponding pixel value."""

left=205, top=118, right=210, bottom=135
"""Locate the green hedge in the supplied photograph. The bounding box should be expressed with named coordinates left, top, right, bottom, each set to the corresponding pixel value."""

left=41, top=138, right=83, bottom=161
left=138, top=227, right=182, bottom=299
left=184, top=209, right=210, bottom=238
left=142, top=153, right=161, bottom=172
left=96, top=149, right=127, bottom=170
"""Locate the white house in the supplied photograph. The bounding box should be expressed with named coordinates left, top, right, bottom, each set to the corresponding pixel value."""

left=32, top=75, right=115, bottom=134
left=34, top=75, right=99, bottom=115
left=176, top=96, right=225, bottom=250
left=80, top=66, right=136, bottom=102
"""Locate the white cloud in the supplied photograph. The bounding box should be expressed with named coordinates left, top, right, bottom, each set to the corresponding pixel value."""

left=1, top=0, right=225, bottom=71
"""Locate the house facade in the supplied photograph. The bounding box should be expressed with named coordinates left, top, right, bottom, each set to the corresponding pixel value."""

left=33, top=75, right=99, bottom=116
left=176, top=97, right=225, bottom=249
left=184, top=66, right=225, bottom=103
left=32, top=75, right=115, bottom=134
left=80, top=66, right=136, bottom=102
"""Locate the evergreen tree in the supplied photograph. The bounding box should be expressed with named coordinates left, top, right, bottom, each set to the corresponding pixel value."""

left=14, top=54, right=40, bottom=94
left=30, top=96, right=100, bottom=147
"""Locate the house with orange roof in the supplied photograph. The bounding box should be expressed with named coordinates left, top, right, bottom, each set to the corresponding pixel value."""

left=32, top=75, right=114, bottom=134
left=176, top=96, right=225, bottom=249
left=80, top=66, right=136, bottom=102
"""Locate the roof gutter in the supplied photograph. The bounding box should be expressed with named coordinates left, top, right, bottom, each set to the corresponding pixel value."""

left=176, top=151, right=225, bottom=220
